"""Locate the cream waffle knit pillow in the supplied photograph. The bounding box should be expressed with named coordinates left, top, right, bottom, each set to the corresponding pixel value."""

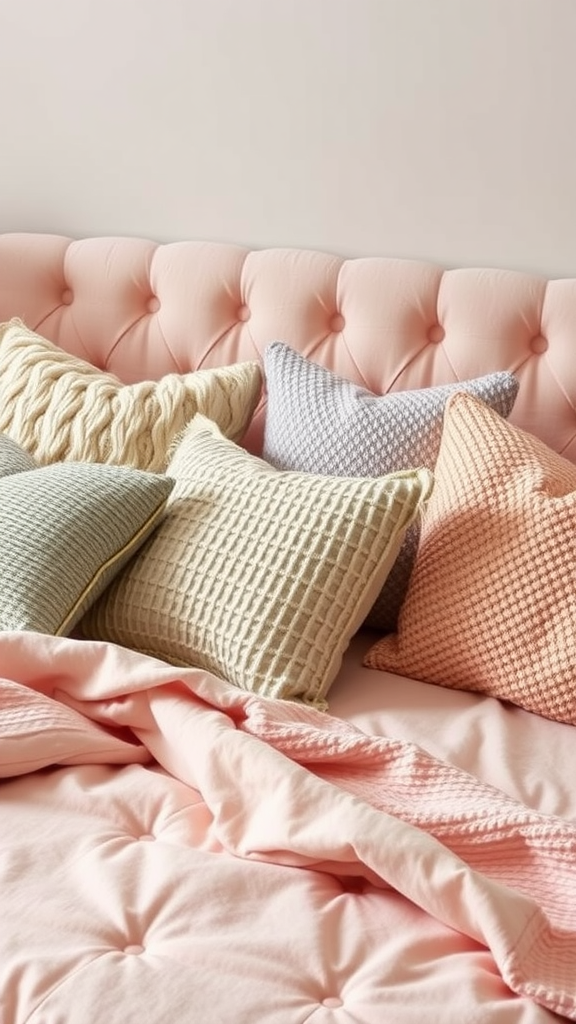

left=0, top=319, right=262, bottom=471
left=81, top=416, right=433, bottom=708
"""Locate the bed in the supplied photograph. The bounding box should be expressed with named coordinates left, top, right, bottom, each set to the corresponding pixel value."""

left=1, top=231, right=576, bottom=1024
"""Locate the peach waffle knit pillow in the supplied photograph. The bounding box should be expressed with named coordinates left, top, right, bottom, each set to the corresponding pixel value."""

left=0, top=318, right=262, bottom=471
left=81, top=416, right=433, bottom=709
left=364, top=391, right=576, bottom=725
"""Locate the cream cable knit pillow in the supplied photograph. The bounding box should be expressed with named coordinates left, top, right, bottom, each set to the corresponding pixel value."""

left=81, top=416, right=433, bottom=709
left=0, top=319, right=262, bottom=471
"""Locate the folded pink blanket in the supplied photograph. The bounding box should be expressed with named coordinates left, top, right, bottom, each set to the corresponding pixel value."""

left=1, top=630, right=575, bottom=1021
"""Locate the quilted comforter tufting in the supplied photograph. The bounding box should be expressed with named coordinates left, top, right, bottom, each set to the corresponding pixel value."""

left=2, top=630, right=576, bottom=1024
left=4, top=231, right=576, bottom=1024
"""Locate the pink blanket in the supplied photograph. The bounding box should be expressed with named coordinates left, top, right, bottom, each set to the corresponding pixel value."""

left=2, top=630, right=576, bottom=1021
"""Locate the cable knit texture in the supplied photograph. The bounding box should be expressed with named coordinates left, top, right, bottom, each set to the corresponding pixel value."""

left=365, top=391, right=576, bottom=724
left=81, top=416, right=433, bottom=708
left=0, top=319, right=262, bottom=470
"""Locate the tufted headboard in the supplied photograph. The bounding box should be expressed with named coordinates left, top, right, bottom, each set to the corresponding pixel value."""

left=1, top=232, right=575, bottom=459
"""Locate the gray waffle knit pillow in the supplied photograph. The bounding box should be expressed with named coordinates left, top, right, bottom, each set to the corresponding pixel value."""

left=0, top=440, right=174, bottom=635
left=262, top=342, right=520, bottom=632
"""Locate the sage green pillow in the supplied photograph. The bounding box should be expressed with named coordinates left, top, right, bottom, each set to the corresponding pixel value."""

left=0, top=432, right=38, bottom=476
left=0, top=438, right=174, bottom=635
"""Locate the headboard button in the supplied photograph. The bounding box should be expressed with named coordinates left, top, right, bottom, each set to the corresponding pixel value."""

left=238, top=304, right=251, bottom=322
left=531, top=335, right=548, bottom=354
left=428, top=324, right=445, bottom=343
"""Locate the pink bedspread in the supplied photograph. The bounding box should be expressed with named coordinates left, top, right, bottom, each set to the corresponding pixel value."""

left=2, top=630, right=576, bottom=1022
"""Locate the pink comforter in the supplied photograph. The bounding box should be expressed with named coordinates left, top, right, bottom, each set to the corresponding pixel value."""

left=2, top=630, right=576, bottom=1021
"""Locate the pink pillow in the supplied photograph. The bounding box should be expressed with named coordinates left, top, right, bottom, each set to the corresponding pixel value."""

left=364, top=391, right=576, bottom=724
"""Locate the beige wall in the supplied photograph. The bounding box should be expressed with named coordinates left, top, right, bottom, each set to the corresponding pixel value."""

left=1, top=0, right=575, bottom=274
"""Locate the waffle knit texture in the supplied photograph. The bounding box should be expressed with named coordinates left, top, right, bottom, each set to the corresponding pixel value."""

left=0, top=319, right=262, bottom=470
left=262, top=341, right=519, bottom=632
left=365, top=391, right=576, bottom=724
left=81, top=416, right=433, bottom=708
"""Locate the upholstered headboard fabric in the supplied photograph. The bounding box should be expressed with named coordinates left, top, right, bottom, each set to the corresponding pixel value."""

left=1, top=232, right=574, bottom=459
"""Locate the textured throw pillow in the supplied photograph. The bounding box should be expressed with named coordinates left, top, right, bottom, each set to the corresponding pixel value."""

left=81, top=416, right=432, bottom=709
left=0, top=318, right=262, bottom=470
left=262, top=342, right=519, bottom=632
left=364, top=392, right=576, bottom=725
left=0, top=443, right=174, bottom=635
left=0, top=433, right=38, bottom=476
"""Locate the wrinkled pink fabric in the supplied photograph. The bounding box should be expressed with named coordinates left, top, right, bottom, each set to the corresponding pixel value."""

left=2, top=630, right=576, bottom=1021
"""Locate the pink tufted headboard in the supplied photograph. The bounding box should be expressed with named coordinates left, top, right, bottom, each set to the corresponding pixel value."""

left=1, top=232, right=575, bottom=459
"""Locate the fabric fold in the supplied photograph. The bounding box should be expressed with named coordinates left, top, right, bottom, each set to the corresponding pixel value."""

left=1, top=629, right=576, bottom=1021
